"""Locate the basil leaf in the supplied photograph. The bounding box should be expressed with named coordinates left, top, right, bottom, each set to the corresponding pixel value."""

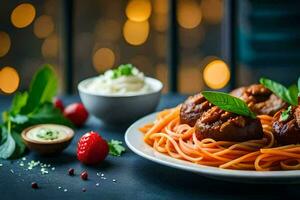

left=288, top=84, right=298, bottom=106
left=0, top=127, right=16, bottom=159
left=280, top=106, right=292, bottom=121
left=202, top=91, right=256, bottom=119
left=10, top=115, right=29, bottom=124
left=260, top=78, right=297, bottom=105
left=108, top=140, right=126, bottom=156
left=10, top=92, right=28, bottom=115
left=10, top=131, right=26, bottom=159
left=298, top=77, right=300, bottom=97
left=28, top=103, right=74, bottom=128
left=21, top=65, right=58, bottom=114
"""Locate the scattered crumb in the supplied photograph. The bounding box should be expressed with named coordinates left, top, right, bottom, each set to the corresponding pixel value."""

left=64, top=189, right=68, bottom=192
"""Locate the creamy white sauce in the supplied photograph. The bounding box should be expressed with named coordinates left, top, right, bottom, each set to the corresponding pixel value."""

left=85, top=68, right=153, bottom=95
left=27, top=125, right=68, bottom=142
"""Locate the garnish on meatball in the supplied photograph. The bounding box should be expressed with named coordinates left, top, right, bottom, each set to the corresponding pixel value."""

left=272, top=105, right=300, bottom=145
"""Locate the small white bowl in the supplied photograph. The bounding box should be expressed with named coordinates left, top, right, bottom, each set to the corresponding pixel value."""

left=78, top=77, right=163, bottom=125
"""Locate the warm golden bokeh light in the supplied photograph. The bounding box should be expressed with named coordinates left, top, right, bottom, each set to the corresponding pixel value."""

left=203, top=59, right=230, bottom=89
left=177, top=0, right=202, bottom=29
left=0, top=32, right=11, bottom=57
left=42, top=34, right=58, bottom=58
left=93, top=48, right=115, bottom=72
left=123, top=20, right=149, bottom=46
left=201, top=0, right=223, bottom=24
left=34, top=15, right=55, bottom=38
left=126, top=0, right=152, bottom=22
left=0, top=66, right=20, bottom=94
left=11, top=3, right=36, bottom=28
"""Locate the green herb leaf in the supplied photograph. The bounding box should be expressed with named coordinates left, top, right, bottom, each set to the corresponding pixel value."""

left=298, top=77, right=300, bottom=97
left=108, top=140, right=126, bottom=156
left=21, top=65, right=58, bottom=114
left=10, top=92, right=28, bottom=115
left=28, top=103, right=74, bottom=128
left=111, top=64, right=134, bottom=79
left=288, top=84, right=299, bottom=105
left=10, top=131, right=26, bottom=159
left=280, top=106, right=292, bottom=122
left=10, top=115, right=29, bottom=124
left=260, top=78, right=297, bottom=105
left=0, top=122, right=16, bottom=159
left=202, top=91, right=256, bottom=119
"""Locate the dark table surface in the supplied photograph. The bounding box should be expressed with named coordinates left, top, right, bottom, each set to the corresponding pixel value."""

left=1, top=94, right=300, bottom=200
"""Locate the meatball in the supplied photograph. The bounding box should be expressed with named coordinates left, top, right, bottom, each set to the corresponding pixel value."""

left=195, top=106, right=264, bottom=142
left=230, top=84, right=286, bottom=116
left=272, top=106, right=300, bottom=145
left=180, top=94, right=212, bottom=126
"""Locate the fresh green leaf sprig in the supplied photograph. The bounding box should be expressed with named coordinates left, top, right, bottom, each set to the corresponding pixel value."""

left=202, top=91, right=256, bottom=119
left=111, top=64, right=135, bottom=79
left=108, top=140, right=126, bottom=156
left=280, top=105, right=292, bottom=122
left=0, top=64, right=73, bottom=159
left=260, top=77, right=299, bottom=106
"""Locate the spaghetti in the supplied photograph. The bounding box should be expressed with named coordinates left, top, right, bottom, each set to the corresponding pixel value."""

left=140, top=107, right=300, bottom=171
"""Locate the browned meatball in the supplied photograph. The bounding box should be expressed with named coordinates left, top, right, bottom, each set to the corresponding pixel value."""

left=180, top=94, right=212, bottom=126
left=272, top=106, right=300, bottom=145
left=230, top=84, right=286, bottom=116
left=195, top=106, right=264, bottom=142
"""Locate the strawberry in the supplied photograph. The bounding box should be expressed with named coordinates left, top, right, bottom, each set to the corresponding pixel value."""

left=64, top=103, right=88, bottom=127
left=77, top=131, right=109, bottom=165
left=53, top=98, right=64, bottom=112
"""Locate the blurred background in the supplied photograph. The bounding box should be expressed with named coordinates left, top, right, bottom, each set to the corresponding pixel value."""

left=0, top=0, right=299, bottom=96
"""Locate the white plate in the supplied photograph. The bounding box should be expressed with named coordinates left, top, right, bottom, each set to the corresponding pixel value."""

left=125, top=112, right=300, bottom=184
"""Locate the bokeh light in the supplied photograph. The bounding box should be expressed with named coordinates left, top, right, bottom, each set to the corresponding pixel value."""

left=11, top=3, right=36, bottom=28
left=42, top=34, right=58, bottom=58
left=34, top=15, right=55, bottom=38
left=203, top=59, right=230, bottom=89
left=0, top=32, right=11, bottom=57
left=177, top=0, right=202, bottom=29
left=123, top=20, right=149, bottom=46
left=126, top=0, right=152, bottom=22
left=93, top=48, right=115, bottom=72
left=201, top=0, right=223, bottom=24
left=0, top=66, right=20, bottom=94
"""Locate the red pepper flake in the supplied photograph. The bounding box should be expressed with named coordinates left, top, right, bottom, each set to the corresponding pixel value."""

left=31, top=182, right=38, bottom=189
left=80, top=171, right=88, bottom=180
left=68, top=168, right=75, bottom=176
